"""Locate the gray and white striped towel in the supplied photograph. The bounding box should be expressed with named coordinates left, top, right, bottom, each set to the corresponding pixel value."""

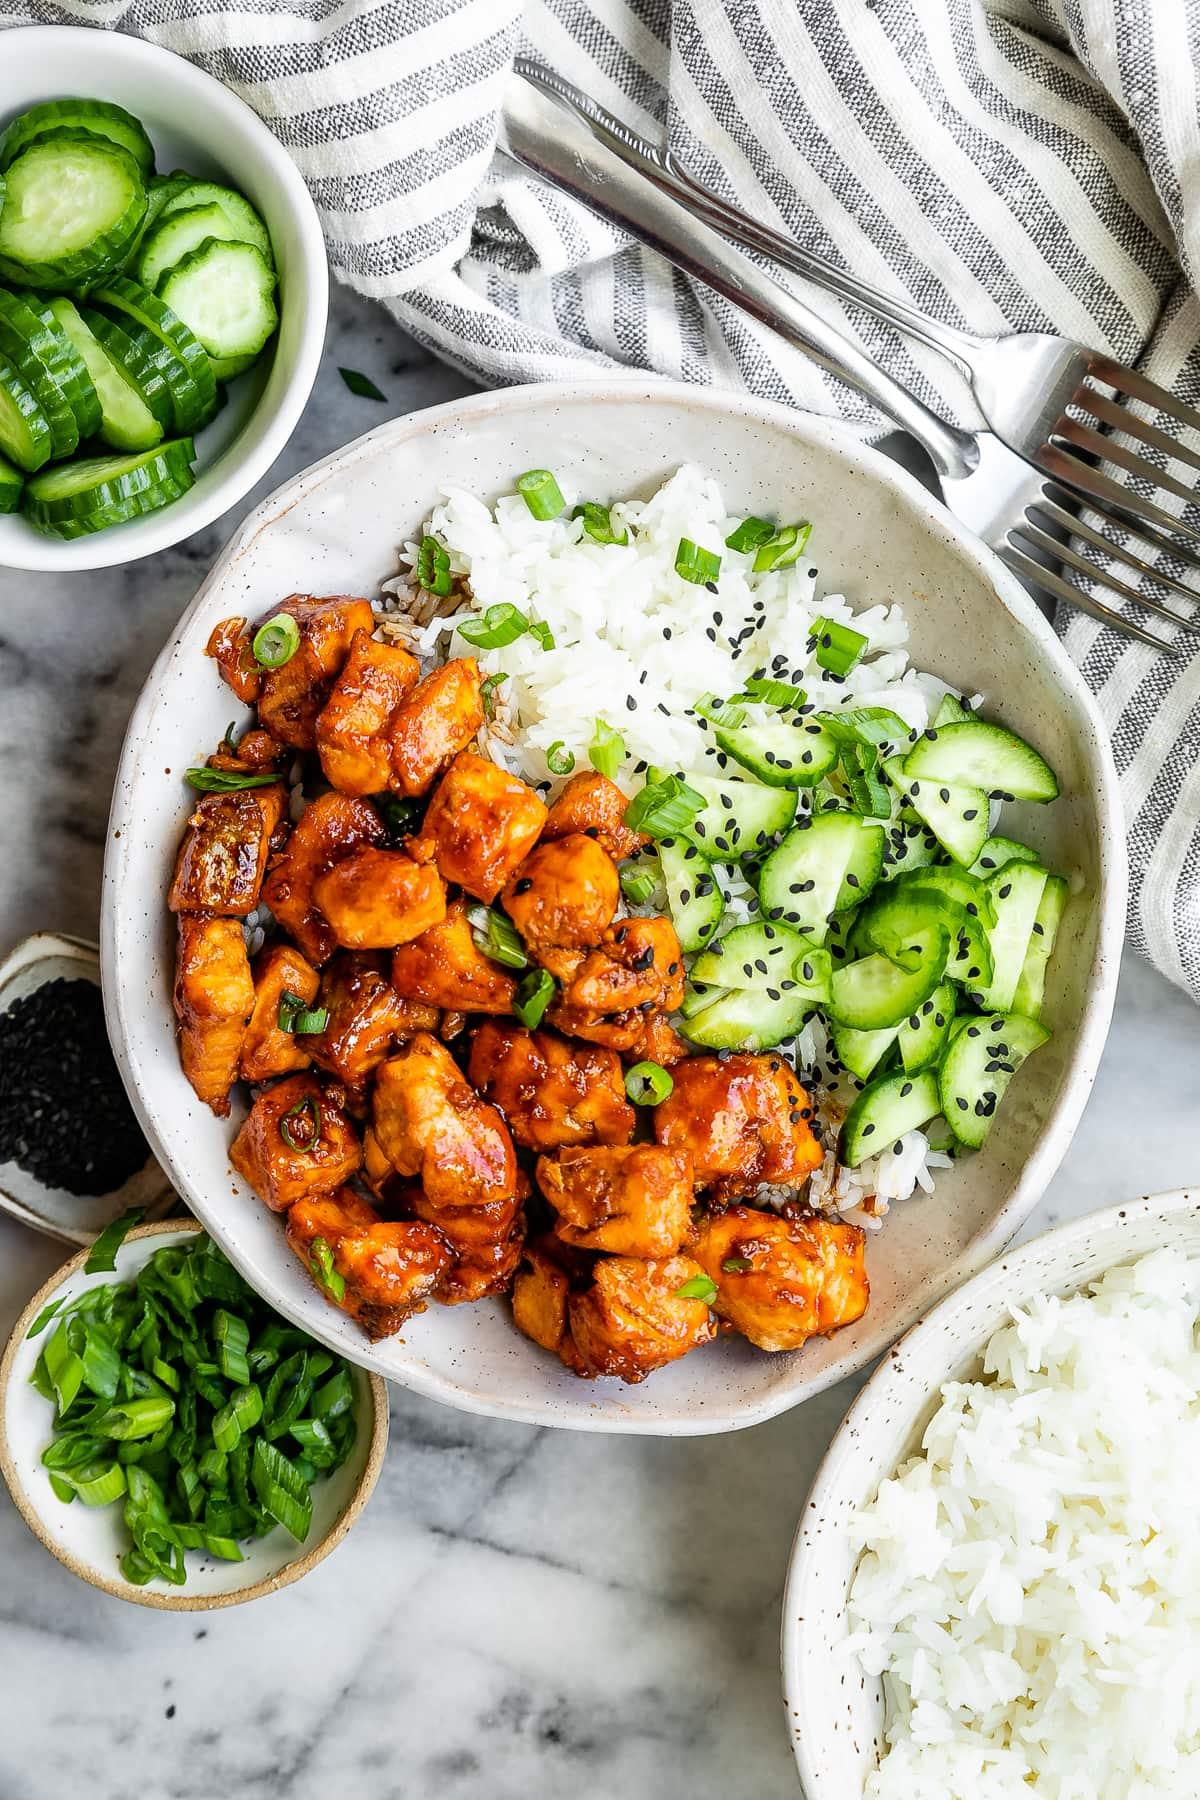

left=5, top=0, right=1200, bottom=996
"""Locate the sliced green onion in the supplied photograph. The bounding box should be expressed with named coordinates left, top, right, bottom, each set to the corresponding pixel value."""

left=480, top=671, right=508, bottom=719
left=620, top=864, right=658, bottom=906
left=212, top=1384, right=263, bottom=1454
left=624, top=773, right=705, bottom=841
left=468, top=904, right=528, bottom=970
left=252, top=1438, right=313, bottom=1543
left=513, top=968, right=556, bottom=1029
left=675, top=538, right=721, bottom=585
left=840, top=741, right=892, bottom=819
left=743, top=677, right=806, bottom=709
left=573, top=501, right=628, bottom=545
left=92, top=1396, right=176, bottom=1441
left=279, top=1095, right=322, bottom=1154
left=293, top=1007, right=329, bottom=1035
left=251, top=613, right=301, bottom=669
left=528, top=619, right=555, bottom=651
left=312, top=1366, right=355, bottom=1421
left=375, top=793, right=425, bottom=838
left=289, top=1418, right=336, bottom=1464
left=724, top=515, right=775, bottom=554
left=25, top=1297, right=64, bottom=1339
left=588, top=718, right=625, bottom=779
left=67, top=1460, right=128, bottom=1506
left=309, top=1238, right=346, bottom=1305
left=817, top=706, right=910, bottom=749
left=276, top=992, right=331, bottom=1036
left=722, top=1257, right=752, bottom=1273
left=546, top=741, right=575, bottom=776
left=516, top=468, right=565, bottom=520
left=80, top=1326, right=122, bottom=1399
left=416, top=534, right=453, bottom=597
left=42, top=1431, right=104, bottom=1472
left=674, top=1274, right=718, bottom=1305
left=695, top=692, right=747, bottom=729
left=624, top=1061, right=674, bottom=1105
left=48, top=1472, right=76, bottom=1504
left=753, top=520, right=811, bottom=572
left=43, top=1322, right=83, bottom=1417
left=151, top=1358, right=180, bottom=1392
left=458, top=602, right=533, bottom=649
left=810, top=615, right=868, bottom=677
left=214, top=1310, right=251, bottom=1386
left=184, top=767, right=280, bottom=793
left=85, top=1206, right=147, bottom=1274
left=204, top=1533, right=245, bottom=1562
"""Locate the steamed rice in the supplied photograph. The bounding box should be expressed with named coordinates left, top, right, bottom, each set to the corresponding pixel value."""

left=385, top=464, right=962, bottom=1221
left=845, top=1249, right=1200, bottom=1799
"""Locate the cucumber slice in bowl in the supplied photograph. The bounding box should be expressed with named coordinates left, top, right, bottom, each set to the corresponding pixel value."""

left=80, top=310, right=175, bottom=431
left=938, top=1011, right=1050, bottom=1149
left=903, top=720, right=1059, bottom=803
left=657, top=835, right=726, bottom=953
left=0, top=450, right=24, bottom=512
left=22, top=439, right=194, bottom=523
left=155, top=180, right=274, bottom=265
left=0, top=354, right=53, bottom=471
left=136, top=203, right=250, bottom=292
left=24, top=470, right=195, bottom=539
left=759, top=812, right=885, bottom=942
left=840, top=1068, right=941, bottom=1168
left=968, top=835, right=1040, bottom=880
left=46, top=299, right=163, bottom=453
left=159, top=239, right=278, bottom=362
left=0, top=99, right=154, bottom=176
left=884, top=756, right=989, bottom=869
left=897, top=980, right=956, bottom=1073
left=831, top=1021, right=899, bottom=1082
left=827, top=926, right=949, bottom=1031
left=1011, top=873, right=1067, bottom=1020
left=975, top=862, right=1049, bottom=1013
left=689, top=922, right=829, bottom=998
left=89, top=278, right=217, bottom=433
left=0, top=137, right=146, bottom=291
left=681, top=769, right=797, bottom=860
left=0, top=289, right=84, bottom=458
left=712, top=717, right=839, bottom=788
left=681, top=983, right=825, bottom=1053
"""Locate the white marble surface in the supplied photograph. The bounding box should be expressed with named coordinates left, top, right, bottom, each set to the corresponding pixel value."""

left=2, top=287, right=1199, bottom=1800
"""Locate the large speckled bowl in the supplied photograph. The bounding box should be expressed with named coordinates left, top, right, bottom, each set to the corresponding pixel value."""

left=100, top=381, right=1124, bottom=1435
left=782, top=1189, right=1198, bottom=1796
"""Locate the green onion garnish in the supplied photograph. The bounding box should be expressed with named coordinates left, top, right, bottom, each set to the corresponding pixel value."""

left=416, top=534, right=453, bottom=597
left=458, top=603, right=534, bottom=649
left=588, top=718, right=625, bottom=779
left=84, top=1206, right=146, bottom=1275
left=624, top=773, right=705, bottom=841
left=480, top=671, right=508, bottom=719
left=528, top=619, right=556, bottom=651
left=624, top=1061, right=674, bottom=1105
left=619, top=865, right=658, bottom=906
left=724, top=515, right=775, bottom=554
left=309, top=1237, right=346, bottom=1304
left=817, top=706, right=909, bottom=749
left=251, top=613, right=300, bottom=669
left=810, top=615, right=868, bottom=677
left=44, top=1322, right=82, bottom=1416
left=513, top=968, right=556, bottom=1029
left=375, top=793, right=424, bottom=838
left=695, top=692, right=748, bottom=729
left=92, top=1395, right=177, bottom=1440
left=66, top=1461, right=128, bottom=1507
left=573, top=501, right=628, bottom=545
left=743, top=677, right=806, bottom=708
left=674, top=1274, right=718, bottom=1305
left=675, top=538, right=722, bottom=585
left=516, top=468, right=566, bottom=520
left=546, top=741, right=576, bottom=776
left=293, top=1007, right=329, bottom=1035
left=212, top=1384, right=263, bottom=1453
left=252, top=1438, right=313, bottom=1543
left=214, top=1309, right=251, bottom=1386
left=184, top=767, right=280, bottom=793
left=840, top=741, right=892, bottom=819
left=48, top=1472, right=76, bottom=1504
left=468, top=904, right=528, bottom=970
left=722, top=1257, right=753, bottom=1273
left=279, top=1095, right=322, bottom=1154
left=753, top=520, right=811, bottom=572
left=25, top=1297, right=64, bottom=1339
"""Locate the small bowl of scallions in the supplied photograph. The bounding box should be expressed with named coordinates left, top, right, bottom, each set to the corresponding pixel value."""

left=0, top=1217, right=387, bottom=1609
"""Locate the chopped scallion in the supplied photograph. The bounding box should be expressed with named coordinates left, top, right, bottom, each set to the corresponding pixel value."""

left=480, top=671, right=508, bottom=719
left=338, top=367, right=387, bottom=402
left=468, top=904, right=528, bottom=970
left=674, top=538, right=722, bottom=585
left=743, top=676, right=806, bottom=709
left=619, top=864, right=658, bottom=906
left=696, top=693, right=748, bottom=729
left=588, top=718, right=625, bottom=779
left=416, top=534, right=453, bottom=598
left=513, top=968, right=556, bottom=1029
left=279, top=1095, right=322, bottom=1154
left=724, top=515, right=774, bottom=554
left=251, top=613, right=300, bottom=669
left=573, top=501, right=628, bottom=545
left=752, top=520, right=811, bottom=572
left=624, top=1061, right=674, bottom=1105
left=546, top=741, right=576, bottom=776
left=810, top=614, right=868, bottom=677
left=722, top=1257, right=752, bottom=1273
left=458, top=602, right=534, bottom=649
left=516, top=468, right=566, bottom=520
left=309, top=1237, right=346, bottom=1304
left=674, top=1274, right=718, bottom=1305
left=624, top=773, right=705, bottom=841
left=184, top=767, right=280, bottom=793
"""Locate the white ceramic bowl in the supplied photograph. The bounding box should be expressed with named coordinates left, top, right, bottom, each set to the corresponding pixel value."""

left=0, top=1219, right=388, bottom=1609
left=782, top=1187, right=1200, bottom=1798
left=0, top=26, right=328, bottom=572
left=101, top=380, right=1124, bottom=1434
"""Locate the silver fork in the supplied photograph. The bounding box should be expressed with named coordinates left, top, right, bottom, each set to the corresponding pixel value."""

left=503, top=62, right=1200, bottom=648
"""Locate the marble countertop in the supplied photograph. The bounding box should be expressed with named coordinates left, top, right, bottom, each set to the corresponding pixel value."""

left=2, top=286, right=1199, bottom=1800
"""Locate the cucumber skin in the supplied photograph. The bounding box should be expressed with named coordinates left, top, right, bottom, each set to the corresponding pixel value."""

left=23, top=468, right=194, bottom=538
left=938, top=1011, right=1050, bottom=1150
left=0, top=452, right=23, bottom=512
left=24, top=437, right=194, bottom=519
left=903, top=721, right=1059, bottom=804
left=827, top=930, right=949, bottom=1031
left=0, top=139, right=147, bottom=293
left=0, top=353, right=53, bottom=471
left=840, top=1069, right=941, bottom=1167
left=81, top=310, right=175, bottom=431
left=90, top=277, right=217, bottom=429
left=30, top=300, right=102, bottom=440
left=47, top=298, right=163, bottom=454
left=0, top=100, right=154, bottom=175
left=0, top=290, right=80, bottom=459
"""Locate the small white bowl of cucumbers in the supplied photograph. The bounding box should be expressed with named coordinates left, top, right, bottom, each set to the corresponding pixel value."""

left=0, top=28, right=327, bottom=571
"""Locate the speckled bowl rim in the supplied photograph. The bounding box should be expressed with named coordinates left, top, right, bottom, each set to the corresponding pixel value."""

left=0, top=1219, right=389, bottom=1610
left=780, top=1187, right=1200, bottom=1795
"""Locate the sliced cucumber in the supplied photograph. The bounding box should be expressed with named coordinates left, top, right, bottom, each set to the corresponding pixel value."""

left=46, top=298, right=163, bottom=453
left=156, top=181, right=273, bottom=265
left=32, top=298, right=103, bottom=438
left=713, top=717, right=838, bottom=788
left=945, top=918, right=994, bottom=991
left=158, top=239, right=278, bottom=361
left=136, top=202, right=248, bottom=292
left=81, top=310, right=174, bottom=430
left=897, top=981, right=956, bottom=1074
left=23, top=469, right=194, bottom=538
left=894, top=864, right=995, bottom=926
left=882, top=817, right=941, bottom=875
left=831, top=1021, right=899, bottom=1082
left=120, top=172, right=193, bottom=275
left=0, top=449, right=23, bottom=512
left=22, top=438, right=194, bottom=519
left=969, top=836, right=1040, bottom=880
left=825, top=907, right=859, bottom=966
left=90, top=277, right=217, bottom=432
left=841, top=1069, right=941, bottom=1168
left=0, top=354, right=52, bottom=470
left=0, top=137, right=146, bottom=290
left=903, top=721, right=1059, bottom=803
left=1011, top=874, right=1067, bottom=1021
left=976, top=863, right=1049, bottom=1013
left=931, top=693, right=971, bottom=728
left=885, top=756, right=989, bottom=869
left=680, top=982, right=822, bottom=1052
left=0, top=289, right=83, bottom=457
left=208, top=349, right=259, bottom=383
left=683, top=770, right=797, bottom=860
left=658, top=835, right=725, bottom=953
left=939, top=1011, right=1050, bottom=1150
left=0, top=99, right=154, bottom=175
left=827, top=929, right=949, bottom=1031
left=759, top=813, right=885, bottom=942
left=689, top=922, right=829, bottom=999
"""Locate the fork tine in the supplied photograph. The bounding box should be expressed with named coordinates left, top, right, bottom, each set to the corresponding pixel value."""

left=1052, top=417, right=1198, bottom=506
left=1012, top=519, right=1200, bottom=634
left=1029, top=496, right=1200, bottom=605
left=1042, top=479, right=1200, bottom=576
left=999, top=544, right=1176, bottom=649
left=1078, top=389, right=1200, bottom=479
left=1036, top=444, right=1200, bottom=545
left=1087, top=354, right=1200, bottom=438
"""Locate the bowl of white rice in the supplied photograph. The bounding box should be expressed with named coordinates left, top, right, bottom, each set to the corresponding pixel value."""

left=103, top=379, right=1123, bottom=1433
left=784, top=1188, right=1200, bottom=1799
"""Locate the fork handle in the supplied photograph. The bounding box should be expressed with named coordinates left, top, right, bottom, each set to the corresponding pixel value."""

left=499, top=76, right=980, bottom=482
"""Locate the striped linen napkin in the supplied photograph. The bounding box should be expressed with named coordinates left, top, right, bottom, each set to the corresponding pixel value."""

left=5, top=0, right=1200, bottom=996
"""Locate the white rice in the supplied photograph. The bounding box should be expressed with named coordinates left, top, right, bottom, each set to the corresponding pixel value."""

left=844, top=1249, right=1200, bottom=1799
left=389, top=463, right=963, bottom=1219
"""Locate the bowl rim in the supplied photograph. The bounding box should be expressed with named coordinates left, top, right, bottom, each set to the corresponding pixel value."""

left=779, top=1185, right=1200, bottom=1795
left=0, top=1217, right=389, bottom=1610
left=0, top=23, right=328, bottom=574
left=100, top=378, right=1126, bottom=1434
